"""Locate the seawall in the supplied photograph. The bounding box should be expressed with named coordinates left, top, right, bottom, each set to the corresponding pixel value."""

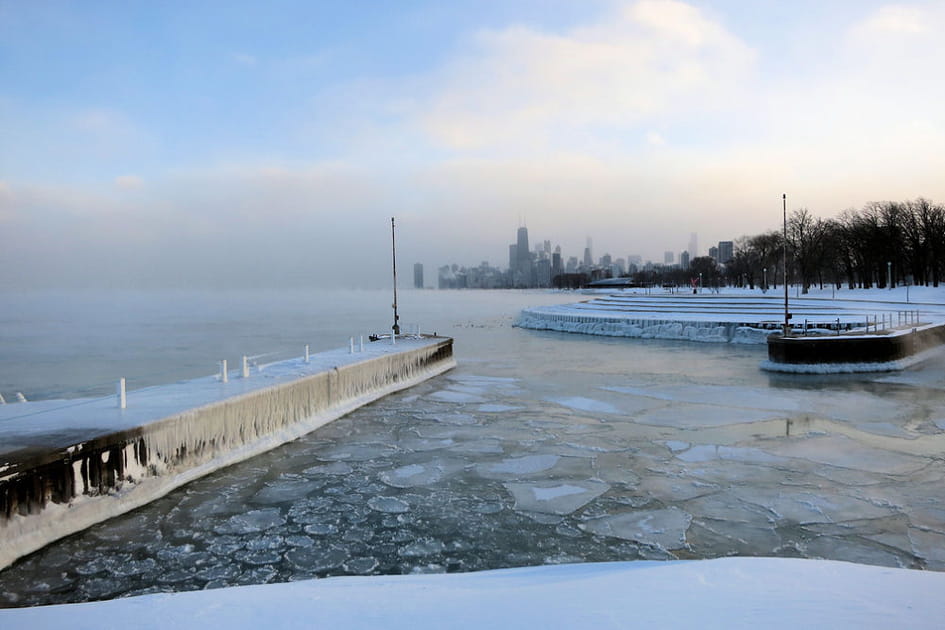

left=516, top=310, right=778, bottom=344
left=0, top=336, right=455, bottom=570
left=763, top=322, right=945, bottom=373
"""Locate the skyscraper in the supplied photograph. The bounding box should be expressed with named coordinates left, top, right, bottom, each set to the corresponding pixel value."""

left=718, top=241, right=734, bottom=264
left=517, top=227, right=530, bottom=268
left=413, top=263, right=424, bottom=289
left=688, top=233, right=698, bottom=258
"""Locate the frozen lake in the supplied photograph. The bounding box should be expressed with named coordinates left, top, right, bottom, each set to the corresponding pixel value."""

left=2, top=288, right=945, bottom=606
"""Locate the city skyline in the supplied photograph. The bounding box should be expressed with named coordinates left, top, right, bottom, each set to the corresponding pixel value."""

left=435, top=224, right=737, bottom=289
left=2, top=1, right=944, bottom=289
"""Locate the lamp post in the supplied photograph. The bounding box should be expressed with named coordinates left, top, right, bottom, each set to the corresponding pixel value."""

left=887, top=261, right=892, bottom=290
left=763, top=267, right=767, bottom=293
left=391, top=217, right=400, bottom=335
left=782, top=193, right=790, bottom=336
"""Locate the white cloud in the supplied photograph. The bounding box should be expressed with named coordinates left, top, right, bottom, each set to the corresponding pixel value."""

left=850, top=4, right=926, bottom=37
left=115, top=174, right=143, bottom=189
left=231, top=52, right=259, bottom=68
left=416, top=0, right=755, bottom=151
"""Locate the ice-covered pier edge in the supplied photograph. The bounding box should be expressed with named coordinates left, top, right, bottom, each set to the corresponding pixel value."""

left=0, top=336, right=455, bottom=570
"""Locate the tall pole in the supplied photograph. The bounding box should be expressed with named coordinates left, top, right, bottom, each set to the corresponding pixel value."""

left=783, top=193, right=790, bottom=336
left=391, top=217, right=400, bottom=335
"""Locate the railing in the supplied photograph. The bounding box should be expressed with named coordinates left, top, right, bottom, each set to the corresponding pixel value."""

left=0, top=324, right=428, bottom=414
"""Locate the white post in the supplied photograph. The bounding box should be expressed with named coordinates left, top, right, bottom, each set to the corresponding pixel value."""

left=349, top=337, right=355, bottom=354
left=359, top=335, right=364, bottom=352
left=391, top=331, right=396, bottom=345
left=305, top=344, right=310, bottom=363
left=220, top=359, right=228, bottom=383
left=117, top=378, right=126, bottom=409
left=0, top=393, right=6, bottom=404
left=242, top=355, right=250, bottom=378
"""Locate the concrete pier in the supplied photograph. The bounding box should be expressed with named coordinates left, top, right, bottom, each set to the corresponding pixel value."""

left=0, top=336, right=455, bottom=570
left=764, top=322, right=945, bottom=373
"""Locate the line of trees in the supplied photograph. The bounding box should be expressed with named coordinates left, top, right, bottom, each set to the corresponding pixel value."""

left=723, top=198, right=945, bottom=293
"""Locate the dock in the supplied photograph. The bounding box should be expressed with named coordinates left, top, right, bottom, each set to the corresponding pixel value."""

left=0, top=335, right=455, bottom=570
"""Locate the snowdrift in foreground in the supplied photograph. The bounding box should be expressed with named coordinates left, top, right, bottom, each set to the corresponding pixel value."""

left=2, top=558, right=942, bottom=629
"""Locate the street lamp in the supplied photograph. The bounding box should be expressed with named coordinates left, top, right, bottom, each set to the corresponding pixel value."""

left=782, top=193, right=790, bottom=336
left=763, top=267, right=767, bottom=293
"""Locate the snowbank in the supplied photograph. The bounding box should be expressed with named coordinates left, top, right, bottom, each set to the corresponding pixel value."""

left=1, top=558, right=942, bottom=629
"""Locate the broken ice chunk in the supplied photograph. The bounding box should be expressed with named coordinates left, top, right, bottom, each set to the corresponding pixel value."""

left=580, top=507, right=692, bottom=550
left=505, top=480, right=609, bottom=515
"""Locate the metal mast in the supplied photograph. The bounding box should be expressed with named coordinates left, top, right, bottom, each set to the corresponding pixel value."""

left=391, top=217, right=400, bottom=335
left=783, top=193, right=790, bottom=336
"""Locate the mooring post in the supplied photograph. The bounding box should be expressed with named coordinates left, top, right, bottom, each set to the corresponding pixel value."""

left=117, top=378, right=127, bottom=409
left=242, top=356, right=250, bottom=378
left=305, top=344, right=310, bottom=363
left=359, top=335, right=364, bottom=352
left=220, top=359, right=228, bottom=383
left=349, top=337, right=355, bottom=354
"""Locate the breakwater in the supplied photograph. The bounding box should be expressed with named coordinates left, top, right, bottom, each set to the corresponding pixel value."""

left=763, top=322, right=945, bottom=373
left=0, top=336, right=455, bottom=570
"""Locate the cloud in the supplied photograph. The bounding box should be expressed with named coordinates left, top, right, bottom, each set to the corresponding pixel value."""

left=850, top=4, right=926, bottom=37
left=231, top=52, right=259, bottom=68
left=416, top=0, right=755, bottom=151
left=115, top=174, right=143, bottom=189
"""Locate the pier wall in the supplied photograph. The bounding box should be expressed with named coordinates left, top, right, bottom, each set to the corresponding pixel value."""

left=764, top=323, right=945, bottom=372
left=516, top=310, right=775, bottom=344
left=0, top=338, right=455, bottom=570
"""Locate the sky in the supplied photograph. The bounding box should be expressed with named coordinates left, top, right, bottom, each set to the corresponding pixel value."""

left=2, top=0, right=944, bottom=289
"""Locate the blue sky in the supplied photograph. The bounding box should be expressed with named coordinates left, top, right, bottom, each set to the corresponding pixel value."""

left=2, top=1, right=944, bottom=288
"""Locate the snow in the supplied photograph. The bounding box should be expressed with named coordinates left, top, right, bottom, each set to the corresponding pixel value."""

left=2, top=558, right=943, bottom=629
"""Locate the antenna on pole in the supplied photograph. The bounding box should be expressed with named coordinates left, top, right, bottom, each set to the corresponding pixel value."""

left=391, top=217, right=400, bottom=335
left=782, top=193, right=790, bottom=336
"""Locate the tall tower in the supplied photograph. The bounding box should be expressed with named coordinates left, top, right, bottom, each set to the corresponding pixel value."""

left=413, top=263, right=424, bottom=289
left=516, top=227, right=530, bottom=268
left=583, top=237, right=593, bottom=268
left=688, top=232, right=698, bottom=258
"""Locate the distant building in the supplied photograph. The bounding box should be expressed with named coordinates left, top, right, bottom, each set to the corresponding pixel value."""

left=664, top=251, right=674, bottom=265
left=413, top=263, right=424, bottom=289
left=680, top=251, right=690, bottom=270
left=718, top=241, right=734, bottom=264
left=709, top=246, right=719, bottom=261
left=688, top=233, right=698, bottom=258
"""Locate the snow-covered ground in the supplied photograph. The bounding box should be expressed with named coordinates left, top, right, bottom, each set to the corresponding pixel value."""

left=517, top=285, right=945, bottom=345
left=1, top=558, right=943, bottom=629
